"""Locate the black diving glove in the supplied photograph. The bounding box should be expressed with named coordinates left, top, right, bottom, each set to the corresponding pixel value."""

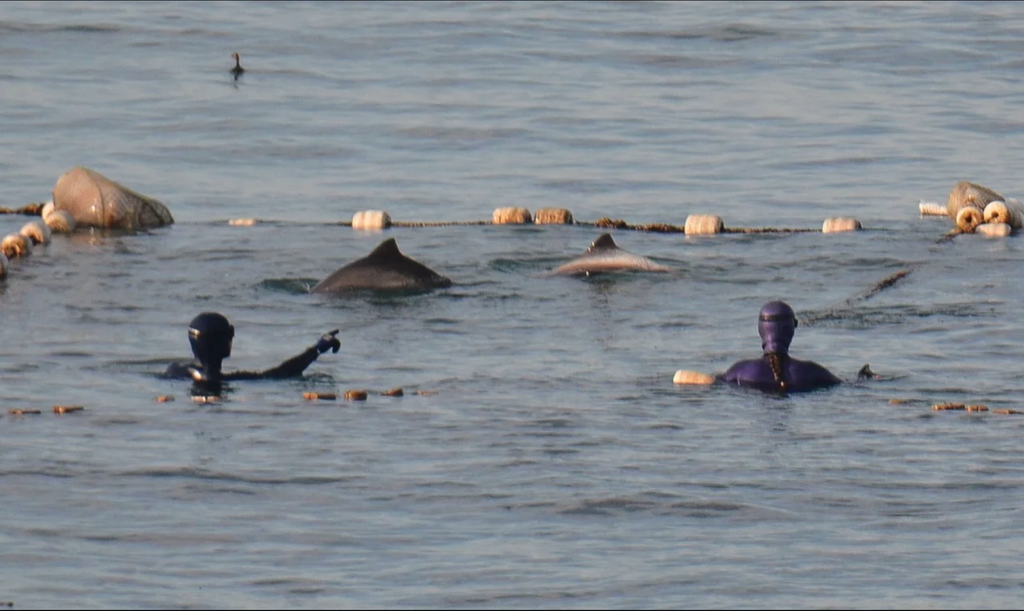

left=315, top=329, right=341, bottom=354
left=857, top=363, right=878, bottom=380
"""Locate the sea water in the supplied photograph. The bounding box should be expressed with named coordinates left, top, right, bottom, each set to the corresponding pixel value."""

left=2, top=2, right=1024, bottom=608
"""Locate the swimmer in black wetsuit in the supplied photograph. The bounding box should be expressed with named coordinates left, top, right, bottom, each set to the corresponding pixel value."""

left=165, top=312, right=340, bottom=394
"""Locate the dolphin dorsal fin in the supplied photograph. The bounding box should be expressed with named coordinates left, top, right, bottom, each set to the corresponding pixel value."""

left=367, top=238, right=401, bottom=261
left=588, top=233, right=618, bottom=252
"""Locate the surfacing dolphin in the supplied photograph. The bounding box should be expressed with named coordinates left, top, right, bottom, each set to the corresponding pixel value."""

left=553, top=233, right=670, bottom=276
left=312, top=238, right=452, bottom=294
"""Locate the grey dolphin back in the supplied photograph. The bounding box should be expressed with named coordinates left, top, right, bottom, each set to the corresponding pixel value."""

left=312, top=238, right=452, bottom=294
left=553, top=233, right=670, bottom=275
left=53, top=167, right=174, bottom=230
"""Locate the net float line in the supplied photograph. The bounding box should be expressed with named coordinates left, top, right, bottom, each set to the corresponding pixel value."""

left=894, top=400, right=1024, bottom=415
left=570, top=214, right=852, bottom=234
left=224, top=216, right=827, bottom=233
left=1, top=233, right=32, bottom=259
left=389, top=220, right=491, bottom=228
left=922, top=182, right=1020, bottom=239
left=303, top=392, right=337, bottom=401
left=52, top=405, right=84, bottom=414
left=0, top=221, right=45, bottom=283
left=19, top=220, right=50, bottom=246
left=0, top=214, right=76, bottom=279
left=12, top=197, right=861, bottom=235
left=301, top=388, right=405, bottom=401
left=339, top=209, right=861, bottom=234
left=0, top=203, right=45, bottom=216
left=0, top=204, right=81, bottom=282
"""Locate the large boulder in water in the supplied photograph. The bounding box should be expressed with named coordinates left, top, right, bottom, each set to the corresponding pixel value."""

left=52, top=167, right=174, bottom=230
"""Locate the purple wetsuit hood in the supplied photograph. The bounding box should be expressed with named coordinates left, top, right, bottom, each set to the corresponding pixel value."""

left=758, top=300, right=797, bottom=355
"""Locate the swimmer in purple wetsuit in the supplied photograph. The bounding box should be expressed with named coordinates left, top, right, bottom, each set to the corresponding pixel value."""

left=720, top=301, right=843, bottom=394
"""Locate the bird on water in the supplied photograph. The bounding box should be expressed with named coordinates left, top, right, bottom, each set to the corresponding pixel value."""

left=231, top=53, right=245, bottom=78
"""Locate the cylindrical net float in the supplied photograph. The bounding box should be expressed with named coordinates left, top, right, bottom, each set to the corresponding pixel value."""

left=19, top=220, right=51, bottom=246
left=684, top=214, right=724, bottom=235
left=822, top=218, right=862, bottom=233
left=352, top=210, right=393, bottom=230
left=534, top=208, right=574, bottom=225
left=492, top=207, right=532, bottom=224
left=983, top=200, right=1024, bottom=230
left=673, top=370, right=716, bottom=385
left=955, top=206, right=985, bottom=233
left=1, top=233, right=32, bottom=258
left=975, top=222, right=1012, bottom=238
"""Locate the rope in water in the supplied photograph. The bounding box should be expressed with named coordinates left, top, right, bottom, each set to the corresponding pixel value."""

left=8, top=202, right=856, bottom=234
left=351, top=218, right=823, bottom=233
left=577, top=218, right=820, bottom=234
left=0, top=203, right=45, bottom=216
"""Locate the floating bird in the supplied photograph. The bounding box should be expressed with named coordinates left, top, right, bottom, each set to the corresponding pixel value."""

left=231, top=52, right=245, bottom=78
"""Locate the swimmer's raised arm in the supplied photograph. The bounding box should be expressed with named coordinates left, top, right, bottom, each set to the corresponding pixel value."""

left=251, top=330, right=340, bottom=380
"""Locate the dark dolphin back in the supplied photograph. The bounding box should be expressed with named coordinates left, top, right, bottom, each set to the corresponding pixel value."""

left=312, top=238, right=452, bottom=294
left=365, top=238, right=402, bottom=260
left=362, top=238, right=447, bottom=280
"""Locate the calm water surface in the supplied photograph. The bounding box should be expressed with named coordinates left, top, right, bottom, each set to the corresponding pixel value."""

left=2, top=2, right=1024, bottom=609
